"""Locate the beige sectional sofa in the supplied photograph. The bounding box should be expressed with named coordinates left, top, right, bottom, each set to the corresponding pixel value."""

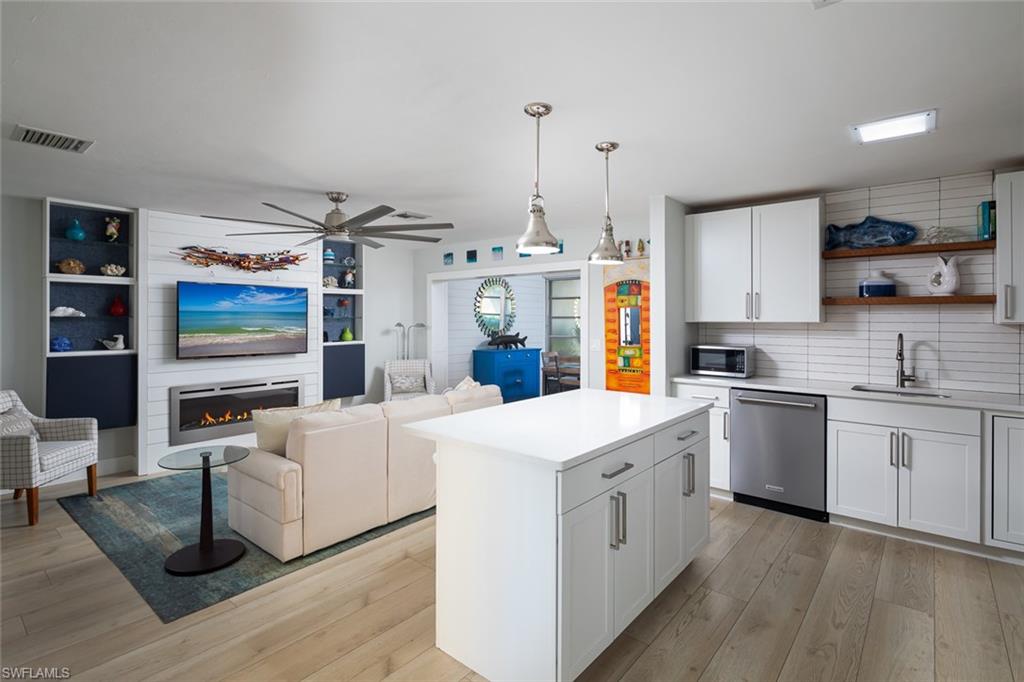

left=227, top=385, right=502, bottom=561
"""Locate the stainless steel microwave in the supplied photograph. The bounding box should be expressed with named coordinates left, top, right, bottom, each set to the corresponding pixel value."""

left=690, top=345, right=756, bottom=378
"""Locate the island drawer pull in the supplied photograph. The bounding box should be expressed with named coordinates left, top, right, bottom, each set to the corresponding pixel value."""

left=676, top=430, right=699, bottom=442
left=601, top=462, right=634, bottom=479
left=609, top=494, right=621, bottom=550
left=618, top=491, right=628, bottom=545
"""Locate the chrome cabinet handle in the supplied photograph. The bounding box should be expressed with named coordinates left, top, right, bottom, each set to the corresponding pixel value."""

left=735, top=396, right=817, bottom=409
left=745, top=293, right=751, bottom=320
left=1006, top=285, right=1014, bottom=320
left=723, top=411, right=730, bottom=441
left=683, top=453, right=696, bottom=497
left=676, top=430, right=699, bottom=443
left=691, top=394, right=720, bottom=401
left=618, top=491, right=627, bottom=545
left=901, top=432, right=909, bottom=468
left=609, top=494, right=620, bottom=550
left=755, top=292, right=761, bottom=320
left=889, top=431, right=897, bottom=467
left=601, top=462, right=634, bottom=479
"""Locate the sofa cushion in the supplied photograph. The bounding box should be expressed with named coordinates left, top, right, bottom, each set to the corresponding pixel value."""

left=451, top=376, right=481, bottom=392
left=380, top=394, right=450, bottom=419
left=37, top=440, right=95, bottom=471
left=446, top=384, right=503, bottom=413
left=390, top=374, right=426, bottom=394
left=343, top=403, right=385, bottom=421
left=0, top=413, right=38, bottom=439
left=252, top=399, right=341, bottom=456
left=228, top=449, right=302, bottom=524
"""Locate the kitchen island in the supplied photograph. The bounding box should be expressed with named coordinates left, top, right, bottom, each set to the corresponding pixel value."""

left=405, top=388, right=712, bottom=681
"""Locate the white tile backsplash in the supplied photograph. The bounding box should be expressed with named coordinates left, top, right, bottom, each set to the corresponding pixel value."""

left=700, top=171, right=1023, bottom=395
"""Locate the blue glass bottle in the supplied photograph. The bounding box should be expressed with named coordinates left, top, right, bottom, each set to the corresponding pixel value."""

left=65, top=218, right=86, bottom=241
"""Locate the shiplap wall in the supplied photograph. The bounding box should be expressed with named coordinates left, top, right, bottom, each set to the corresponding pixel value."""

left=141, top=211, right=322, bottom=473
left=701, top=171, right=1024, bottom=396
left=446, top=275, right=547, bottom=386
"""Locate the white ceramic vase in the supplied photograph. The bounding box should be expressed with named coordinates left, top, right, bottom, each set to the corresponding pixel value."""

left=927, top=255, right=960, bottom=296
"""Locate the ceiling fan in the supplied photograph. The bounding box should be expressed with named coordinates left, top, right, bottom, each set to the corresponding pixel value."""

left=202, top=191, right=454, bottom=249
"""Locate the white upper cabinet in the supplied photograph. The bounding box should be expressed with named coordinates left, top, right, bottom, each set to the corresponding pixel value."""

left=996, top=171, right=1024, bottom=324
left=685, top=198, right=822, bottom=323
left=753, top=198, right=823, bottom=323
left=685, top=207, right=752, bottom=322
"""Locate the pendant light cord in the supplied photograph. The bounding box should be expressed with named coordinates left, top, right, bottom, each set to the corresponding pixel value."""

left=534, top=114, right=541, bottom=199
left=604, top=150, right=611, bottom=221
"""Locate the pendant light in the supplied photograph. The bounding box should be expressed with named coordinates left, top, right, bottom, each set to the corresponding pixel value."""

left=516, top=102, right=560, bottom=255
left=588, top=141, right=624, bottom=265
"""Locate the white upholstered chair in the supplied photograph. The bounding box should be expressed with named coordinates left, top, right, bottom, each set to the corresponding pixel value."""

left=383, top=359, right=436, bottom=402
left=0, top=389, right=98, bottom=525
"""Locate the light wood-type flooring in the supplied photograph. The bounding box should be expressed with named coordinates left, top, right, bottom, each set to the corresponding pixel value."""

left=2, top=476, right=1023, bottom=681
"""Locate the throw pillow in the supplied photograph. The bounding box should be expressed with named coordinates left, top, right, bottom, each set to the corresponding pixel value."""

left=0, top=413, right=38, bottom=439
left=452, top=376, right=481, bottom=392
left=391, top=374, right=426, bottom=395
left=252, top=399, right=342, bottom=456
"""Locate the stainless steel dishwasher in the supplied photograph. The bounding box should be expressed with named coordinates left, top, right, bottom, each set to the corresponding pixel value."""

left=729, top=388, right=827, bottom=521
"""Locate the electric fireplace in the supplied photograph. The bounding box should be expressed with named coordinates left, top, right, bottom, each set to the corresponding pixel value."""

left=169, top=376, right=303, bottom=446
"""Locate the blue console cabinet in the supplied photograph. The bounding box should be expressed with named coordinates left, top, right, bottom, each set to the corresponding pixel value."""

left=473, top=348, right=541, bottom=403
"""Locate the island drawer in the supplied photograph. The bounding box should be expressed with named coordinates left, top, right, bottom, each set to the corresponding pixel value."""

left=673, top=383, right=729, bottom=408
left=558, top=435, right=654, bottom=513
left=654, top=412, right=710, bottom=463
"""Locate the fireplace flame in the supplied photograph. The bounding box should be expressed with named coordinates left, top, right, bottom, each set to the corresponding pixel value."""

left=197, top=406, right=264, bottom=428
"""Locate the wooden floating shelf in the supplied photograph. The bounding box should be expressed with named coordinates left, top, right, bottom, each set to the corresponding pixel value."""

left=823, top=294, right=997, bottom=306
left=822, top=239, right=996, bottom=260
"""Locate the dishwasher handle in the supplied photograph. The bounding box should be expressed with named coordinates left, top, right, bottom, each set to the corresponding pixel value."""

left=735, top=396, right=818, bottom=409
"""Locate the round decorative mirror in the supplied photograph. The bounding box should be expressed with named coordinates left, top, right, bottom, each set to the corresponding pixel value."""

left=474, top=277, right=516, bottom=336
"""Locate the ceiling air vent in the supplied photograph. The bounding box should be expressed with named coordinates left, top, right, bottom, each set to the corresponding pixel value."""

left=10, top=124, right=94, bottom=154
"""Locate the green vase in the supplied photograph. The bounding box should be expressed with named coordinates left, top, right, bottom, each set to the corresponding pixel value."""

left=340, top=327, right=354, bottom=342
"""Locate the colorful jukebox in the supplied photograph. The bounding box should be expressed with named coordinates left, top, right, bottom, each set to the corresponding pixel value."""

left=603, top=260, right=651, bottom=394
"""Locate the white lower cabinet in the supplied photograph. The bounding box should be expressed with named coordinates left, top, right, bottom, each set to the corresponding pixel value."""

left=709, top=407, right=730, bottom=491
left=653, top=440, right=711, bottom=594
left=827, top=419, right=980, bottom=542
left=612, top=468, right=655, bottom=634
left=993, top=416, right=1024, bottom=546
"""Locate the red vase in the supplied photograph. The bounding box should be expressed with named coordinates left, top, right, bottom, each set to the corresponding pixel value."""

left=108, top=295, right=127, bottom=317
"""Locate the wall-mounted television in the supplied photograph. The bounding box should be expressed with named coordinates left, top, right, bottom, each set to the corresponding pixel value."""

left=176, top=281, right=308, bottom=359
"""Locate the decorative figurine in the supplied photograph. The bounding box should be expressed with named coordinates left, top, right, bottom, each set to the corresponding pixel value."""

left=50, top=336, right=73, bottom=352
left=342, top=269, right=356, bottom=288
left=825, top=216, right=918, bottom=250
left=323, top=247, right=336, bottom=262
left=172, top=245, right=308, bottom=272
left=623, top=240, right=632, bottom=258
left=97, top=334, right=125, bottom=351
left=636, top=239, right=646, bottom=257
left=56, top=257, right=86, bottom=275
left=338, top=298, right=350, bottom=308
left=50, top=306, right=85, bottom=317
left=927, top=255, right=961, bottom=296
left=323, top=275, right=339, bottom=289
left=105, top=217, right=121, bottom=242
left=342, top=256, right=357, bottom=267
left=65, top=218, right=86, bottom=241
left=340, top=327, right=354, bottom=342
left=924, top=225, right=954, bottom=245
left=108, top=295, right=127, bottom=317
left=487, top=332, right=528, bottom=349
left=100, top=263, right=127, bottom=277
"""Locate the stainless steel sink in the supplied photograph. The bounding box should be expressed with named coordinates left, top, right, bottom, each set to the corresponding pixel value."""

left=851, top=384, right=951, bottom=399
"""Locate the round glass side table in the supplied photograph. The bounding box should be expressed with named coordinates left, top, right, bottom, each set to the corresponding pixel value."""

left=157, top=445, right=250, bottom=576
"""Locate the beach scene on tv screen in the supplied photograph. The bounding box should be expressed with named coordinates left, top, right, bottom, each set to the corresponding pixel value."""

left=178, top=282, right=308, bottom=358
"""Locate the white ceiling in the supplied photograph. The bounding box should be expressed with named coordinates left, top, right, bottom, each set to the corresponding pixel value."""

left=3, top=2, right=1023, bottom=242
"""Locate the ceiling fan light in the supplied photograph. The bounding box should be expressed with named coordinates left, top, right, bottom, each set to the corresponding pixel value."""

left=516, top=200, right=560, bottom=255
left=588, top=220, right=623, bottom=265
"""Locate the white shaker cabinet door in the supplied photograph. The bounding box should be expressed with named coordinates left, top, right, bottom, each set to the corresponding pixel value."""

left=897, top=428, right=980, bottom=542
left=996, top=171, right=1024, bottom=324
left=612, top=467, right=655, bottom=636
left=653, top=453, right=686, bottom=594
left=752, top=198, right=822, bottom=323
left=685, top=207, right=752, bottom=322
left=683, top=439, right=711, bottom=561
left=558, top=492, right=615, bottom=681
left=827, top=421, right=898, bottom=526
left=709, top=407, right=731, bottom=491
left=993, top=417, right=1024, bottom=546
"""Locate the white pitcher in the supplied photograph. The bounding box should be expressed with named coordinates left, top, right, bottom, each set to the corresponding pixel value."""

left=927, top=255, right=960, bottom=295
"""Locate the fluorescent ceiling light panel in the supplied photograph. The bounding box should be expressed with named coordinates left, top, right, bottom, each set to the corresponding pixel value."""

left=852, top=110, right=936, bottom=144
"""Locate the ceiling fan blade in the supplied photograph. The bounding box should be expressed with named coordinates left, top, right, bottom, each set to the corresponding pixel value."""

left=352, top=223, right=454, bottom=234
left=295, top=234, right=328, bottom=247
left=262, top=202, right=330, bottom=229
left=202, top=214, right=321, bottom=230
left=365, top=233, right=443, bottom=243
left=341, top=205, right=395, bottom=229
left=349, top=235, right=386, bottom=249
left=226, top=230, right=325, bottom=236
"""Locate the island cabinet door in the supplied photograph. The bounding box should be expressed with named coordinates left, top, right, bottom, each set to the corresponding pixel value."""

left=683, top=440, right=711, bottom=560
left=653, top=453, right=687, bottom=593
left=558, top=492, right=615, bottom=681
left=613, top=467, right=655, bottom=635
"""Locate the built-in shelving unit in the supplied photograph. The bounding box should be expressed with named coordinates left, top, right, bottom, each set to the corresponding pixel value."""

left=321, top=239, right=366, bottom=399
left=823, top=294, right=998, bottom=306
left=822, top=239, right=995, bottom=260
left=44, top=198, right=139, bottom=428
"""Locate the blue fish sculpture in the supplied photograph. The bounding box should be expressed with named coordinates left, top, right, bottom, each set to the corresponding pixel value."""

left=825, top=216, right=918, bottom=251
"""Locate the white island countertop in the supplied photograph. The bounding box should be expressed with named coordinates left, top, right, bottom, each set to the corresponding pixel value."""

left=405, top=388, right=711, bottom=470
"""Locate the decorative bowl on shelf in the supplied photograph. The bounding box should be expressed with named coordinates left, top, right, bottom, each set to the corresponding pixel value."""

left=50, top=306, right=86, bottom=318
left=50, top=336, right=73, bottom=352
left=56, top=257, right=86, bottom=275
left=100, top=263, right=127, bottom=277
left=342, top=256, right=356, bottom=267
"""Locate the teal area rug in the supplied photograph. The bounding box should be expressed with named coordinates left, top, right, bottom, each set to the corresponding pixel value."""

left=58, top=472, right=434, bottom=623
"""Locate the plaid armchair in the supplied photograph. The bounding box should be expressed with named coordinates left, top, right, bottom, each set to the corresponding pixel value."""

left=0, top=389, right=98, bottom=525
left=383, top=360, right=436, bottom=402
